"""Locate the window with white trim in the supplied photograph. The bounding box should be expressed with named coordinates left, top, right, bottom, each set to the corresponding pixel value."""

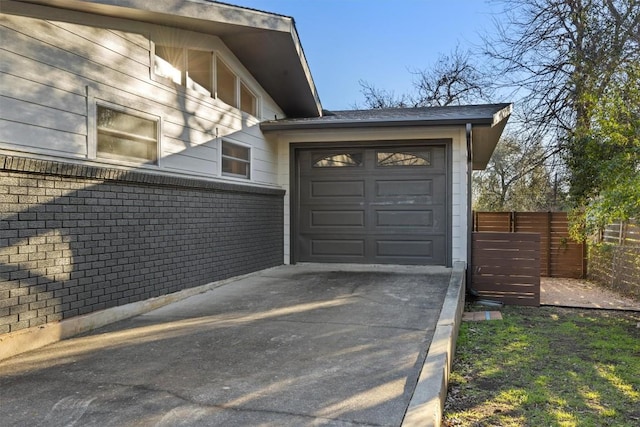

left=96, top=105, right=159, bottom=164
left=154, top=45, right=260, bottom=117
left=221, top=140, right=250, bottom=179
left=240, top=81, right=257, bottom=116
left=216, top=57, right=237, bottom=107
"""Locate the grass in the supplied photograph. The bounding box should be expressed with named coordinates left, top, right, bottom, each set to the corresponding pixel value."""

left=444, top=305, right=640, bottom=427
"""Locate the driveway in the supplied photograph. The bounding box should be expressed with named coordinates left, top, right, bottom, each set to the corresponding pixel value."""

left=0, top=263, right=458, bottom=426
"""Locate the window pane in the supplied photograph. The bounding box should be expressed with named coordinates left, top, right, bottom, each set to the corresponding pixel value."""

left=222, top=142, right=250, bottom=161
left=240, top=82, right=257, bottom=116
left=97, top=106, right=157, bottom=163
left=187, top=49, right=213, bottom=94
left=154, top=45, right=183, bottom=84
left=216, top=58, right=237, bottom=107
left=222, top=157, right=250, bottom=178
left=97, top=107, right=156, bottom=139
left=313, top=153, right=363, bottom=167
left=377, top=151, right=431, bottom=166
left=222, top=141, right=250, bottom=179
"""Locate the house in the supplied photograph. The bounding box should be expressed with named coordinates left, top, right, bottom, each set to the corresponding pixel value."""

left=0, top=0, right=510, bottom=351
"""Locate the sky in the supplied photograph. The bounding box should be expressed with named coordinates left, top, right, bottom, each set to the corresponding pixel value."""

left=225, top=0, right=506, bottom=110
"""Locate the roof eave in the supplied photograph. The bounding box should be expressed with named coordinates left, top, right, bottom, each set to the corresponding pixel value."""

left=260, top=117, right=495, bottom=132
left=11, top=0, right=322, bottom=117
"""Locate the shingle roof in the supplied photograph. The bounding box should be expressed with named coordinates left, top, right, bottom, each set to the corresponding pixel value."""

left=260, top=103, right=512, bottom=130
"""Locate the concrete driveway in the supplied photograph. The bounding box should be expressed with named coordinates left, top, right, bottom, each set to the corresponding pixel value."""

left=0, top=263, right=462, bottom=426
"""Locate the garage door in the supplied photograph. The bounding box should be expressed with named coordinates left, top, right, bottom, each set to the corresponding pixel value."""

left=295, top=143, right=449, bottom=265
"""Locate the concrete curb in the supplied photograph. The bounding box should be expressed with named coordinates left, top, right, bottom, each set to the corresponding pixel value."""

left=402, top=261, right=466, bottom=427
left=0, top=268, right=277, bottom=361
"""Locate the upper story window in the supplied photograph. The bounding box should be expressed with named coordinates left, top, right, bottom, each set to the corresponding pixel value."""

left=96, top=105, right=158, bottom=164
left=216, top=57, right=237, bottom=107
left=154, top=45, right=259, bottom=117
left=221, top=140, right=251, bottom=179
left=240, top=82, right=257, bottom=117
left=188, top=49, right=213, bottom=94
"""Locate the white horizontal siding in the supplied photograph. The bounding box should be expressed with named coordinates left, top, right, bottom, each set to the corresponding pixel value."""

left=0, top=121, right=87, bottom=158
left=0, top=8, right=285, bottom=187
left=161, top=137, right=218, bottom=176
left=0, top=72, right=86, bottom=115
left=1, top=96, right=86, bottom=135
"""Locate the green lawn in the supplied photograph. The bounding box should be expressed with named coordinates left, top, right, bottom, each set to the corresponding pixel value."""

left=444, top=306, right=640, bottom=427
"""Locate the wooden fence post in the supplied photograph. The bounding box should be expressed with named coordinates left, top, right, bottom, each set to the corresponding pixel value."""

left=547, top=211, right=552, bottom=277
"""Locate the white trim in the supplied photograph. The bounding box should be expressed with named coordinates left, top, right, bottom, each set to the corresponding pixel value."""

left=220, top=138, right=252, bottom=180
left=91, top=98, right=162, bottom=167
left=86, top=85, right=97, bottom=160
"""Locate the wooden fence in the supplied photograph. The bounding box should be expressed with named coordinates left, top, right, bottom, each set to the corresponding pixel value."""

left=473, top=211, right=586, bottom=278
left=472, top=232, right=540, bottom=306
left=590, top=220, right=640, bottom=299
left=601, top=221, right=640, bottom=246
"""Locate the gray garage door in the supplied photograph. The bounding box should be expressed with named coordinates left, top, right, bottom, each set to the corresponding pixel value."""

left=296, top=144, right=449, bottom=265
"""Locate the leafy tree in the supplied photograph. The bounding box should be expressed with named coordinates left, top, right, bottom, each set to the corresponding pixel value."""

left=473, top=134, right=560, bottom=211
left=566, top=62, right=640, bottom=238
left=481, top=0, right=639, bottom=230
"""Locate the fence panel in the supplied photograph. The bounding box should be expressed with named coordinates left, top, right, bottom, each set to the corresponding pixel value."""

left=474, top=212, right=585, bottom=278
left=472, top=232, right=540, bottom=306
left=591, top=220, right=640, bottom=299
left=603, top=222, right=640, bottom=246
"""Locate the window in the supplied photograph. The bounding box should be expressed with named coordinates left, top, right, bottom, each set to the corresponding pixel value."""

left=187, top=49, right=213, bottom=94
left=216, top=57, right=237, bottom=107
left=313, top=153, right=363, bottom=167
left=376, top=151, right=431, bottom=167
left=154, top=45, right=183, bottom=85
left=222, top=141, right=250, bottom=179
left=153, top=44, right=259, bottom=117
left=240, top=82, right=257, bottom=116
left=96, top=105, right=158, bottom=164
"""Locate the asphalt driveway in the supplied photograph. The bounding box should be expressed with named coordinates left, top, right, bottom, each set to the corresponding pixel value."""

left=0, top=263, right=454, bottom=426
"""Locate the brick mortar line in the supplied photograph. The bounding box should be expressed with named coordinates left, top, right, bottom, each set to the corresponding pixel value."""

left=0, top=154, right=285, bottom=197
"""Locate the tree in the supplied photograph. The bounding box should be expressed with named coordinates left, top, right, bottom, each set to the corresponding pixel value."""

left=484, top=0, right=640, bottom=138
left=358, top=46, right=493, bottom=108
left=473, top=134, right=560, bottom=211
left=482, top=0, right=639, bottom=233
left=566, top=62, right=640, bottom=238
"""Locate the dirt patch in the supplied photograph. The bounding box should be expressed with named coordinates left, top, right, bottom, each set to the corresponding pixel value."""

left=541, top=277, right=640, bottom=311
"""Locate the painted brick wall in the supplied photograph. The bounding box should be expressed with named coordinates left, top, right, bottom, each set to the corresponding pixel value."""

left=0, top=155, right=284, bottom=334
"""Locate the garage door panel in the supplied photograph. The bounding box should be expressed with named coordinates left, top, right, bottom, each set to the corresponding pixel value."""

left=311, top=239, right=365, bottom=256
left=376, top=179, right=432, bottom=197
left=376, top=239, right=433, bottom=257
left=374, top=205, right=446, bottom=232
left=309, top=180, right=365, bottom=198
left=375, top=236, right=446, bottom=265
left=310, top=210, right=365, bottom=227
left=376, top=210, right=433, bottom=228
left=375, top=176, right=446, bottom=202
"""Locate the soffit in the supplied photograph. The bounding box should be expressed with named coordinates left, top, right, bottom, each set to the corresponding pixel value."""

left=13, top=0, right=322, bottom=118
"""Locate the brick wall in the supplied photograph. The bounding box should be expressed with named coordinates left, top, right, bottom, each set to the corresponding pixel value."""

left=0, top=155, right=284, bottom=334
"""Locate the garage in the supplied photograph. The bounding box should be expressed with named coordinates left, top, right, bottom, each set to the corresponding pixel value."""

left=294, top=141, right=450, bottom=265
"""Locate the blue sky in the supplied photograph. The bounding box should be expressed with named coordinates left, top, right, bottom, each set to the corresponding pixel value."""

left=227, top=0, right=505, bottom=110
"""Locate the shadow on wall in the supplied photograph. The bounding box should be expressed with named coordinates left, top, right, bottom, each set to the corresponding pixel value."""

left=0, top=155, right=285, bottom=336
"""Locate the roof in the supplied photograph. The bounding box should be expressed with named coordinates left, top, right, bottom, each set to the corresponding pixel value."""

left=260, top=103, right=513, bottom=169
left=13, top=0, right=322, bottom=118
